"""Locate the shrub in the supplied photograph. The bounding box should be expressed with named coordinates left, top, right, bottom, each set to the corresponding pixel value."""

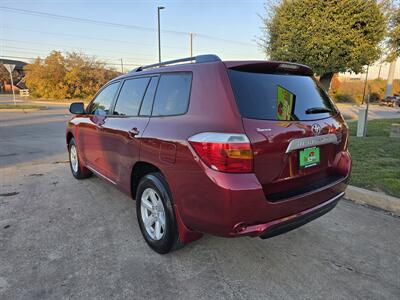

left=334, top=94, right=355, bottom=103
left=24, top=51, right=119, bottom=99
left=330, top=78, right=400, bottom=105
left=369, top=92, right=381, bottom=102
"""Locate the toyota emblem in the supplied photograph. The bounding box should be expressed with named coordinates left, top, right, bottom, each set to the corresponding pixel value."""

left=311, top=124, right=321, bottom=135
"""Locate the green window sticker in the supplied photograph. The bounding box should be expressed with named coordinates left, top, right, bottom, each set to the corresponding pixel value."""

left=277, top=85, right=295, bottom=121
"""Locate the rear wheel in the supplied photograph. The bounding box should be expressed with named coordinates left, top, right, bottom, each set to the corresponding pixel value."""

left=68, top=138, right=92, bottom=179
left=136, top=172, right=180, bottom=254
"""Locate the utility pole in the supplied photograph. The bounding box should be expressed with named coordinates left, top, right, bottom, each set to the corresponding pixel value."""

left=358, top=65, right=371, bottom=137
left=120, top=58, right=124, bottom=73
left=377, top=64, right=382, bottom=79
left=361, top=65, right=369, bottom=105
left=157, top=6, right=165, bottom=63
left=190, top=33, right=193, bottom=57
left=385, top=59, right=397, bottom=98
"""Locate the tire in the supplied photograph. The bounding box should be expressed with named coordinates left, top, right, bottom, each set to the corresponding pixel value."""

left=68, top=137, right=92, bottom=180
left=136, top=172, right=180, bottom=254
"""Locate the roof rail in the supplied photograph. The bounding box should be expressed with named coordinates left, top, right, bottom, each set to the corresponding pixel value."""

left=131, top=54, right=221, bottom=72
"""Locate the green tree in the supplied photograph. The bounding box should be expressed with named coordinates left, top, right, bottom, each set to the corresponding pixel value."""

left=387, top=5, right=400, bottom=61
left=24, top=51, right=67, bottom=98
left=24, top=51, right=118, bottom=99
left=260, top=0, right=386, bottom=91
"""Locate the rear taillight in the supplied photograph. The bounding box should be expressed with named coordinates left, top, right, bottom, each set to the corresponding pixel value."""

left=188, top=132, right=253, bottom=173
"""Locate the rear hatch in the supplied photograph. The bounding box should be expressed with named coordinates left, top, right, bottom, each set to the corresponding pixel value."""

left=226, top=62, right=348, bottom=202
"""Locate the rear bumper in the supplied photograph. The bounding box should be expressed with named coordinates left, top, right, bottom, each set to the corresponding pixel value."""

left=168, top=150, right=351, bottom=240
left=234, top=192, right=343, bottom=238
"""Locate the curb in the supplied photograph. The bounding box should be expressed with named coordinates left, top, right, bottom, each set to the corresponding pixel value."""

left=345, top=185, right=400, bottom=215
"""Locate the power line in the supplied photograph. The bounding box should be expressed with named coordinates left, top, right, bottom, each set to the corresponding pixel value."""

left=0, top=48, right=150, bottom=66
left=0, top=54, right=141, bottom=67
left=2, top=26, right=258, bottom=58
left=0, top=47, right=108, bottom=61
left=2, top=26, right=187, bottom=50
left=0, top=38, right=158, bottom=60
left=0, top=6, right=186, bottom=35
left=196, top=34, right=255, bottom=47
left=0, top=6, right=256, bottom=47
left=3, top=46, right=153, bottom=63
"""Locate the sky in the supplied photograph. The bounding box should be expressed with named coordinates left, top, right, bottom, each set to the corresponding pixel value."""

left=0, top=0, right=267, bottom=71
left=0, top=0, right=398, bottom=78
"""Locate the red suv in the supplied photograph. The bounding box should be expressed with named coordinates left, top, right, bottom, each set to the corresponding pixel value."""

left=67, top=55, right=351, bottom=253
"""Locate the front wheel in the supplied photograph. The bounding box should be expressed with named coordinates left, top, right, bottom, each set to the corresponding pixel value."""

left=68, top=137, right=92, bottom=179
left=136, top=172, right=180, bottom=254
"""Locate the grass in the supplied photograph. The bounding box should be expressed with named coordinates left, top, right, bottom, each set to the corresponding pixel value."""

left=347, top=118, right=400, bottom=198
left=0, top=104, right=47, bottom=110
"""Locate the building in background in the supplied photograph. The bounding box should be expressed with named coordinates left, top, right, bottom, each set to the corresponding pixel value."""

left=338, top=59, right=399, bottom=81
left=0, top=59, right=27, bottom=93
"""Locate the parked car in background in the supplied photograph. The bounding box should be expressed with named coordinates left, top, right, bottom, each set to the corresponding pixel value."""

left=66, top=55, right=352, bottom=254
left=380, top=96, right=400, bottom=107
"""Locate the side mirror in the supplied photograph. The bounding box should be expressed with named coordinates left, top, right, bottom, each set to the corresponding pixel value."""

left=69, top=102, right=85, bottom=115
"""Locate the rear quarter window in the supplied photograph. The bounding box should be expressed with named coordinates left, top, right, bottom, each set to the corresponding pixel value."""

left=139, top=77, right=158, bottom=116
left=228, top=70, right=337, bottom=121
left=152, top=73, right=192, bottom=116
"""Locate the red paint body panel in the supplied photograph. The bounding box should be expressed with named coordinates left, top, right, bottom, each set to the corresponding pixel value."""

left=66, top=59, right=351, bottom=244
left=242, top=114, right=349, bottom=197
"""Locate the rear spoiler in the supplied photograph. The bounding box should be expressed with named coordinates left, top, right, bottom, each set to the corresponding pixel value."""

left=223, top=61, right=314, bottom=76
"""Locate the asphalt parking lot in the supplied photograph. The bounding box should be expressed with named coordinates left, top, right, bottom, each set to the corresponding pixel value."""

left=1, top=106, right=400, bottom=299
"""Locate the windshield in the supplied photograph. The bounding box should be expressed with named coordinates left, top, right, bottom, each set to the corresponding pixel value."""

left=228, top=69, right=337, bottom=121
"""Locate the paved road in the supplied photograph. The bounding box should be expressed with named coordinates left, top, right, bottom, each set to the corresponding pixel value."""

left=0, top=105, right=70, bottom=167
left=336, top=103, right=400, bottom=120
left=1, top=109, right=400, bottom=299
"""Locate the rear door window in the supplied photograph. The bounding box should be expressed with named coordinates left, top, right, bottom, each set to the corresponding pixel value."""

left=113, top=77, right=150, bottom=116
left=228, top=70, right=337, bottom=121
left=152, top=73, right=192, bottom=116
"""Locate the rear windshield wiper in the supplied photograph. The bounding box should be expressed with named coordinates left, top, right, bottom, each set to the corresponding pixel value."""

left=305, top=107, right=332, bottom=114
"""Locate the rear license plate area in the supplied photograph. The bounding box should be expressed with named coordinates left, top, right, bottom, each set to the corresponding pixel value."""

left=299, top=147, right=320, bottom=168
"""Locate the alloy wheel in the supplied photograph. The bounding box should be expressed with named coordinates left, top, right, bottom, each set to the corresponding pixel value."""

left=140, top=188, right=166, bottom=240
left=70, top=144, right=79, bottom=173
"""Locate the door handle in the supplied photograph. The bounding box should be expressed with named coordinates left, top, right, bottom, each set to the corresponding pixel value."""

left=128, top=127, right=140, bottom=138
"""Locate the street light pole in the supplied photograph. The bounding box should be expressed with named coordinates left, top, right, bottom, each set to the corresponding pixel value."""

left=190, top=33, right=193, bottom=57
left=157, top=6, right=165, bottom=63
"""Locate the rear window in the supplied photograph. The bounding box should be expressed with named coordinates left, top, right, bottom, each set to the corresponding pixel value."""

left=228, top=70, right=337, bottom=121
left=152, top=73, right=192, bottom=116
